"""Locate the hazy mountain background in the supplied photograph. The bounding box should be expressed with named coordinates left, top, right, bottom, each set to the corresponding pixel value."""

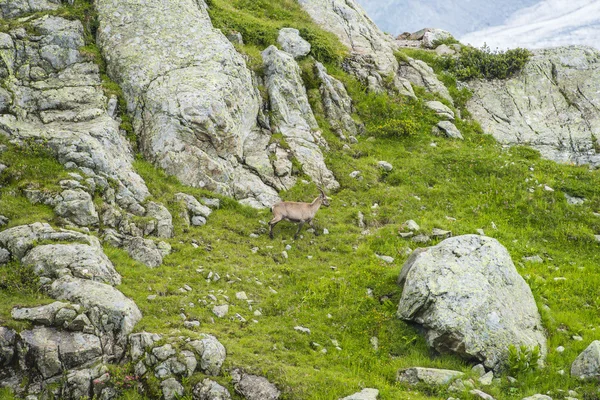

left=357, top=0, right=600, bottom=50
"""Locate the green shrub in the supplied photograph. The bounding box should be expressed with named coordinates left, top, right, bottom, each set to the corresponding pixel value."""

left=507, top=345, right=541, bottom=376
left=440, top=44, right=532, bottom=81
left=431, top=37, right=460, bottom=48
left=0, top=262, right=40, bottom=295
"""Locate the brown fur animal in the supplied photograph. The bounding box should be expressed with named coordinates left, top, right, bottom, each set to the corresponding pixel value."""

left=269, top=187, right=330, bottom=239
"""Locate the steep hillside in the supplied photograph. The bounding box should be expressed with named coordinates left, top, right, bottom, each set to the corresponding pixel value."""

left=2, top=1, right=600, bottom=400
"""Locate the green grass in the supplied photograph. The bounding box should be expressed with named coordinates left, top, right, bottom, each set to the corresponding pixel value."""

left=2, top=1, right=600, bottom=399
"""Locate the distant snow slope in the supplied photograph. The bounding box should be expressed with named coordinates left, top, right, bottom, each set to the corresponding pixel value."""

left=357, top=0, right=600, bottom=50
left=461, top=0, right=600, bottom=50
left=356, top=0, right=538, bottom=36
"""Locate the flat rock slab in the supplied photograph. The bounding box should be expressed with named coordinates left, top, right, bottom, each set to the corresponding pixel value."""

left=340, top=388, right=379, bottom=400
left=398, top=235, right=547, bottom=371
left=397, top=367, right=463, bottom=386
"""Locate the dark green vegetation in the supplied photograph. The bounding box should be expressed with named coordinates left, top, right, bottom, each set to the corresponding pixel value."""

left=1, top=1, right=600, bottom=400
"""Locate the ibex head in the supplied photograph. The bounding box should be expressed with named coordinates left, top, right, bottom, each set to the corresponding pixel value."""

left=318, top=186, right=330, bottom=207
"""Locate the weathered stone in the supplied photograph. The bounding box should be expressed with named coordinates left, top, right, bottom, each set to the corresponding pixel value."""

left=189, top=334, right=226, bottom=376
left=522, top=395, right=552, bottom=400
left=277, top=28, right=311, bottom=58
left=0, top=0, right=61, bottom=19
left=54, top=189, right=99, bottom=226
left=397, top=367, right=463, bottom=386
left=377, top=161, right=393, bottom=172
left=471, top=390, right=496, bottom=400
left=212, top=304, right=229, bottom=318
left=0, top=327, right=16, bottom=367
left=125, top=237, right=163, bottom=268
left=161, top=377, right=184, bottom=400
left=398, top=235, right=547, bottom=371
left=262, top=46, right=339, bottom=191
left=67, top=313, right=92, bottom=332
left=315, top=62, right=359, bottom=138
left=231, top=369, right=280, bottom=400
left=341, top=388, right=379, bottom=400
left=426, top=101, right=455, bottom=121
left=19, top=326, right=102, bottom=379
left=145, top=202, right=174, bottom=238
left=0, top=248, right=10, bottom=265
left=62, top=369, right=92, bottom=400
left=54, top=307, right=77, bottom=327
left=467, top=46, right=600, bottom=168
left=11, top=302, right=70, bottom=326
left=22, top=243, right=121, bottom=285
left=437, top=121, right=463, bottom=140
left=398, top=58, right=453, bottom=104
left=152, top=344, right=176, bottom=361
left=193, top=378, right=232, bottom=400
left=421, top=29, right=454, bottom=49
left=95, top=0, right=280, bottom=208
left=129, top=332, right=161, bottom=362
left=571, top=340, right=600, bottom=380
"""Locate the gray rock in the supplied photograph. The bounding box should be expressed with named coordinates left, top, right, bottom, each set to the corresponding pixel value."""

left=0, top=215, right=8, bottom=227
left=315, top=62, right=359, bottom=138
left=397, top=367, right=463, bottom=386
left=397, top=235, right=547, bottom=371
left=571, top=340, right=600, bottom=380
left=398, top=58, right=453, bottom=104
left=62, top=369, right=92, bottom=400
left=262, top=46, right=339, bottom=191
left=340, top=388, right=379, bottom=400
left=231, top=368, right=280, bottom=400
left=472, top=364, right=486, bottom=377
left=435, top=44, right=456, bottom=56
left=95, top=0, right=280, bottom=208
left=0, top=327, right=16, bottom=367
left=426, top=101, right=455, bottom=121
left=0, top=248, right=10, bottom=265
left=193, top=378, right=232, bottom=400
left=479, top=371, right=494, bottom=386
left=277, top=28, right=311, bottom=58
left=11, top=302, right=70, bottom=326
left=212, top=305, right=229, bottom=318
left=201, top=198, right=221, bottom=209
left=522, top=395, right=553, bottom=400
left=375, top=254, right=394, bottom=263
left=377, top=161, right=393, bottom=172
left=404, top=220, right=420, bottom=231
left=0, top=15, right=151, bottom=217
left=19, top=326, right=102, bottom=379
left=467, top=46, right=600, bottom=168
left=523, top=255, right=544, bottom=264
left=189, top=334, right=226, bottom=376
left=129, top=332, right=162, bottom=362
left=161, top=377, right=184, bottom=400
left=67, top=313, right=92, bottom=332
left=125, top=237, right=163, bottom=268
left=145, top=202, right=174, bottom=238
left=192, top=216, right=207, bottom=227
left=48, top=276, right=142, bottom=344
left=471, top=390, right=496, bottom=400
left=298, top=0, right=414, bottom=96
left=565, top=194, right=585, bottom=205
left=0, top=223, right=100, bottom=260
left=152, top=344, right=176, bottom=361
left=54, top=189, right=99, bottom=227
left=421, top=29, right=454, bottom=49
left=22, top=243, right=121, bottom=285
left=226, top=31, right=244, bottom=45
left=0, top=0, right=61, bottom=18
left=437, top=121, right=464, bottom=140
left=54, top=307, right=78, bottom=325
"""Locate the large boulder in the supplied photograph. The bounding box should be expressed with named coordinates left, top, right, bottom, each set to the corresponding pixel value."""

left=467, top=46, right=600, bottom=168
left=231, top=369, right=280, bottom=400
left=22, top=243, right=121, bottom=286
left=189, top=334, right=227, bottom=376
left=95, top=0, right=280, bottom=208
left=193, top=379, right=231, bottom=400
left=397, top=235, right=547, bottom=371
left=277, top=28, right=311, bottom=59
left=262, top=46, right=339, bottom=191
left=571, top=340, right=600, bottom=380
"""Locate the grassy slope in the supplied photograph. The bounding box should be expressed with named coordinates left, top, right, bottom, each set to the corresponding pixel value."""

left=2, top=1, right=600, bottom=399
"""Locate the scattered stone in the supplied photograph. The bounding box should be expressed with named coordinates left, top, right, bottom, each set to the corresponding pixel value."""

left=479, top=371, right=494, bottom=386
left=565, top=194, right=585, bottom=205
left=412, top=234, right=430, bottom=243
left=294, top=326, right=311, bottom=334
left=340, top=388, right=379, bottom=400
left=184, top=320, right=200, bottom=329
left=426, top=101, right=455, bottom=121
left=523, top=255, right=544, bottom=264
left=231, top=369, right=280, bottom=400
left=404, top=220, right=420, bottom=231
left=370, top=336, right=379, bottom=351
left=437, top=121, right=464, bottom=140
left=161, top=377, right=184, bottom=400
left=323, top=228, right=329, bottom=235
left=349, top=171, right=361, bottom=178
left=573, top=335, right=583, bottom=341
left=556, top=346, right=565, bottom=353
left=470, top=389, right=496, bottom=400
left=236, top=292, right=248, bottom=301
left=544, top=185, right=554, bottom=192
left=431, top=228, right=452, bottom=239
left=476, top=229, right=485, bottom=236
left=357, top=211, right=365, bottom=229
left=397, top=367, right=464, bottom=386
left=277, top=28, right=311, bottom=58
left=399, top=232, right=414, bottom=238
left=571, top=340, right=600, bottom=380
left=193, top=378, right=232, bottom=400
left=472, top=364, right=486, bottom=377
left=212, top=305, right=229, bottom=318
left=375, top=254, right=394, bottom=263
left=378, top=161, right=393, bottom=172
left=398, top=235, right=547, bottom=371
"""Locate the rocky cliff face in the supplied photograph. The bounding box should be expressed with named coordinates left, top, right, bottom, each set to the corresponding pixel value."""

left=467, top=46, right=600, bottom=168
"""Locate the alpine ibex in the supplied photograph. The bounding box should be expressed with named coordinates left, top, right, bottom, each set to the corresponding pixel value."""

left=269, top=187, right=330, bottom=239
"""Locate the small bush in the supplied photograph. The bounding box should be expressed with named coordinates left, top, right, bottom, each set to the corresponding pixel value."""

left=0, top=262, right=40, bottom=295
left=507, top=345, right=541, bottom=376
left=440, top=44, right=532, bottom=81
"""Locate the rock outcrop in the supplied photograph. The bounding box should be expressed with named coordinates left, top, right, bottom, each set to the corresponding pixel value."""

left=95, top=0, right=283, bottom=208
left=231, top=368, right=281, bottom=400
left=262, top=46, right=339, bottom=191
left=0, top=223, right=142, bottom=398
left=467, top=46, right=600, bottom=168
left=397, top=235, right=547, bottom=371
